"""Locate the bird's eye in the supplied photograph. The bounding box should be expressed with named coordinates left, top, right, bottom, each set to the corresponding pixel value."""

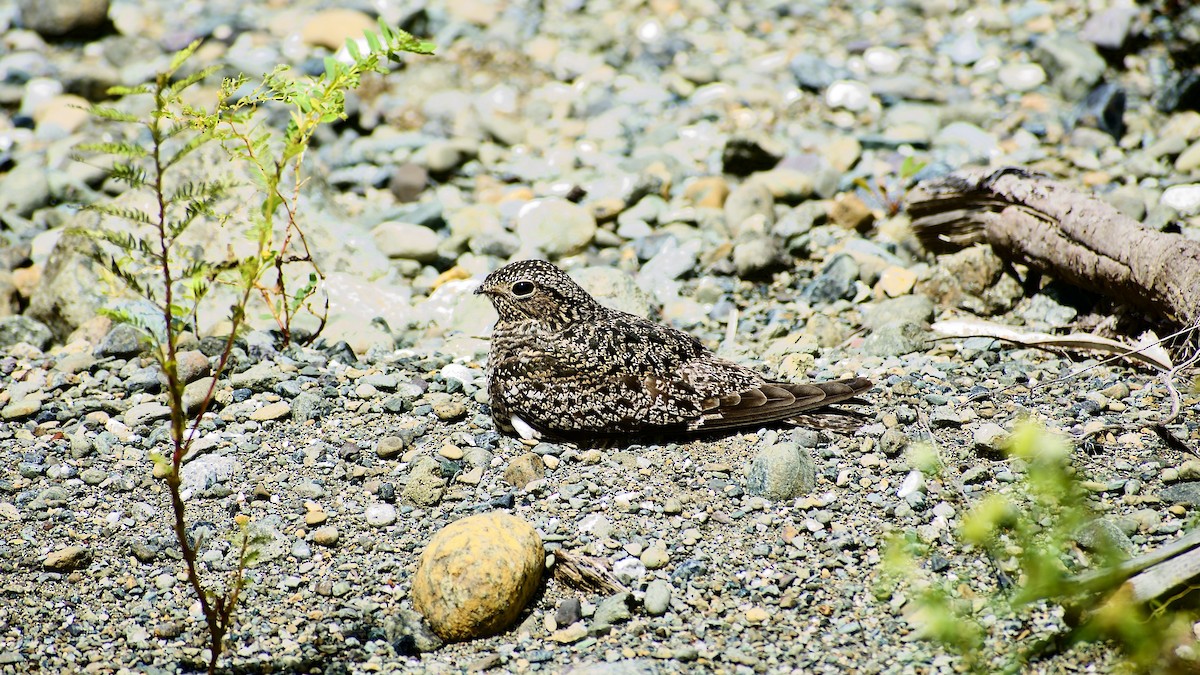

left=511, top=280, right=536, bottom=297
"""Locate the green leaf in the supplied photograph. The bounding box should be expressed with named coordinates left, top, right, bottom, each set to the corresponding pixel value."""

left=289, top=272, right=321, bottom=314
left=106, top=84, right=154, bottom=97
left=900, top=156, right=927, bottom=181
left=166, top=39, right=203, bottom=77
left=345, top=37, right=361, bottom=61
left=88, top=105, right=142, bottom=124
left=85, top=203, right=157, bottom=227
left=166, top=64, right=221, bottom=98
left=364, top=29, right=381, bottom=53
left=323, top=56, right=340, bottom=79
left=376, top=16, right=393, bottom=40
left=76, top=141, right=149, bottom=159
left=106, top=163, right=149, bottom=189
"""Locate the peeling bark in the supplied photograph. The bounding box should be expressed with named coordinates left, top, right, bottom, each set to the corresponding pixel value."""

left=908, top=167, right=1200, bottom=327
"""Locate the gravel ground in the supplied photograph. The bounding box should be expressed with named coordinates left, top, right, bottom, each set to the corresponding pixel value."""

left=2, top=0, right=1200, bottom=673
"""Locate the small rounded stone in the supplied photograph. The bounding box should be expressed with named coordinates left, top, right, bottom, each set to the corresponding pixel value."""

left=313, top=525, right=339, bottom=547
left=365, top=503, right=397, bottom=528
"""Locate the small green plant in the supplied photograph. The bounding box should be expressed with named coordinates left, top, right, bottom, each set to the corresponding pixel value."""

left=881, top=422, right=1198, bottom=673
left=74, top=24, right=432, bottom=674
left=854, top=155, right=926, bottom=216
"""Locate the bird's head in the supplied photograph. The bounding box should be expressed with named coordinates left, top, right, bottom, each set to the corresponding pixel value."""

left=475, top=259, right=602, bottom=329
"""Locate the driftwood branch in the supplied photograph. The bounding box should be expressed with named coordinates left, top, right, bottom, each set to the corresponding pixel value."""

left=1063, top=527, right=1200, bottom=631
left=1069, top=527, right=1200, bottom=600
left=550, top=549, right=626, bottom=595
left=908, top=167, right=1200, bottom=327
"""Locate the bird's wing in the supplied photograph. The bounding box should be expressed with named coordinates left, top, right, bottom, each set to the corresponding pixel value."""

left=683, top=376, right=874, bottom=432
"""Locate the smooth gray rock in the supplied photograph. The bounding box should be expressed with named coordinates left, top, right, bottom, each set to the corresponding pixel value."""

left=516, top=197, right=596, bottom=259
left=372, top=221, right=441, bottom=262
left=643, top=580, right=672, bottom=616
left=724, top=180, right=774, bottom=236
left=1033, top=36, right=1107, bottom=100
left=570, top=266, right=653, bottom=319
left=291, top=391, right=327, bottom=423
left=801, top=253, right=859, bottom=304
left=17, top=0, right=109, bottom=37
left=29, top=230, right=107, bottom=339
left=861, top=320, right=928, bottom=357
left=592, top=592, right=632, bottom=627
left=96, top=323, right=146, bottom=358
left=861, top=295, right=934, bottom=330
left=0, top=315, right=53, bottom=350
left=746, top=442, right=816, bottom=501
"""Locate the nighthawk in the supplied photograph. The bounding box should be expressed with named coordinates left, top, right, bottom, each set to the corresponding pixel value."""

left=475, top=259, right=872, bottom=441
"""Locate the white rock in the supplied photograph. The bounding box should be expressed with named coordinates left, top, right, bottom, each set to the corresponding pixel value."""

left=1162, top=184, right=1200, bottom=216
left=997, top=63, right=1046, bottom=92
left=897, top=469, right=925, bottom=499
left=825, top=80, right=873, bottom=112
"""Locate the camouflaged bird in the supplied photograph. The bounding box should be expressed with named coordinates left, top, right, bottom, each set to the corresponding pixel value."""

left=475, top=259, right=872, bottom=441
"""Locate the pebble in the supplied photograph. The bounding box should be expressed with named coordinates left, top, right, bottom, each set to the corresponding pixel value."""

left=412, top=512, right=544, bottom=641
left=515, top=198, right=596, bottom=259
left=732, top=236, right=785, bottom=279
left=825, top=80, right=873, bottom=112
left=249, top=401, right=291, bottom=421
left=829, top=193, right=875, bottom=232
left=365, top=503, right=397, bottom=527
left=312, top=525, right=339, bottom=547
left=376, top=436, right=407, bottom=459
left=504, top=453, right=546, bottom=490
left=17, top=0, right=109, bottom=38
left=643, top=580, right=672, bottom=616
left=404, top=456, right=447, bottom=506
left=549, top=622, right=588, bottom=644
left=802, top=254, right=860, bottom=304
left=373, top=221, right=442, bottom=262
left=745, top=443, right=815, bottom=501
left=861, top=321, right=927, bottom=357
left=124, top=402, right=171, bottom=428
left=876, top=266, right=918, bottom=297
left=998, top=63, right=1047, bottom=92
left=43, top=546, right=92, bottom=571
left=1159, top=483, right=1200, bottom=507
left=300, top=8, right=376, bottom=50
left=613, top=557, right=646, bottom=585
left=174, top=350, right=211, bottom=383
left=640, top=545, right=669, bottom=570
left=432, top=399, right=467, bottom=421
left=1162, top=184, right=1200, bottom=216
left=593, top=593, right=632, bottom=627
left=2, top=398, right=41, bottom=420
left=555, top=598, right=583, bottom=627
left=304, top=507, right=327, bottom=526
left=96, top=323, right=145, bottom=358
left=973, top=423, right=1009, bottom=455
left=745, top=607, right=770, bottom=624
left=723, top=180, right=774, bottom=236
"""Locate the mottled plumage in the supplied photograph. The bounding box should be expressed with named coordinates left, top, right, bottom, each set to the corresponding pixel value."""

left=475, top=260, right=872, bottom=441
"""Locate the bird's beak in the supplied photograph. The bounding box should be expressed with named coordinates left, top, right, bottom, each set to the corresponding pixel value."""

left=474, top=283, right=491, bottom=296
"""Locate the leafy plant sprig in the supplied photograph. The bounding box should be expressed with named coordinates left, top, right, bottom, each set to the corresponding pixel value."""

left=854, top=155, right=927, bottom=216
left=73, top=24, right=432, bottom=674
left=881, top=422, right=1197, bottom=673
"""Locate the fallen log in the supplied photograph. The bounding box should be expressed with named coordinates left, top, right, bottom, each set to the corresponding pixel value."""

left=908, top=167, right=1200, bottom=327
